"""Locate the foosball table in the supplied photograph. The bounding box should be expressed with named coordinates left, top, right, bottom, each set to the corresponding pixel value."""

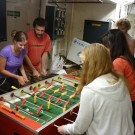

left=0, top=74, right=80, bottom=135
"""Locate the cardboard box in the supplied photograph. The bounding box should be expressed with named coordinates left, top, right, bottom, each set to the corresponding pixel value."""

left=67, top=38, right=90, bottom=65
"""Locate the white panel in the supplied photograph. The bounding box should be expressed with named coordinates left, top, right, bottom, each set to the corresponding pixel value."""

left=67, top=38, right=89, bottom=64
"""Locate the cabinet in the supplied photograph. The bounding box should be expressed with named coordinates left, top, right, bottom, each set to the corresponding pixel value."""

left=0, top=0, right=7, bottom=42
left=45, top=6, right=66, bottom=40
left=83, top=20, right=111, bottom=43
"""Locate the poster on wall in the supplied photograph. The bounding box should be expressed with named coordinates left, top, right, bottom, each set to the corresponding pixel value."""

left=67, top=38, right=90, bottom=65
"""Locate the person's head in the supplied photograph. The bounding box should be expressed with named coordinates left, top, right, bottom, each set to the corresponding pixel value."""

left=116, top=18, right=131, bottom=34
left=100, top=29, right=135, bottom=69
left=100, top=29, right=130, bottom=61
left=79, top=43, right=114, bottom=91
left=33, top=17, right=46, bottom=38
left=13, top=31, right=28, bottom=52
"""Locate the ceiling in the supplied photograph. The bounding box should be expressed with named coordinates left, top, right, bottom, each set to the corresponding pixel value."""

left=48, top=0, right=115, bottom=4
left=48, top=0, right=135, bottom=5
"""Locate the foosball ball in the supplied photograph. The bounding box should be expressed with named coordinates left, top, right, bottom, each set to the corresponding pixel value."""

left=0, top=74, right=80, bottom=135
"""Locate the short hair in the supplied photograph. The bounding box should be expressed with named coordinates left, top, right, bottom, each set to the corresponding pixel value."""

left=33, top=17, right=46, bottom=28
left=13, top=31, right=28, bottom=42
left=116, top=18, right=131, bottom=30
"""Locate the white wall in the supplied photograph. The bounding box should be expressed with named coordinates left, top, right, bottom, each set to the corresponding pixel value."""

left=60, top=3, right=117, bottom=55
left=1, top=1, right=134, bottom=59
left=0, top=0, right=40, bottom=50
left=127, top=4, right=135, bottom=37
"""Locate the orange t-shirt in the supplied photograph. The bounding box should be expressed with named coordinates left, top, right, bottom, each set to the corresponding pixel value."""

left=113, top=57, right=135, bottom=101
left=26, top=30, right=51, bottom=70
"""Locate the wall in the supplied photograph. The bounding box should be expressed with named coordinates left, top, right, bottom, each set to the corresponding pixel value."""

left=1, top=1, right=134, bottom=58
left=127, top=4, right=135, bottom=37
left=60, top=3, right=117, bottom=54
left=39, top=2, right=117, bottom=58
left=0, top=0, right=40, bottom=50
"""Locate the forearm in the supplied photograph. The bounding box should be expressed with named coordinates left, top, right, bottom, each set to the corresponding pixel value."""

left=41, top=52, right=48, bottom=71
left=24, top=55, right=36, bottom=71
left=64, top=89, right=93, bottom=134
left=19, top=65, right=27, bottom=78
left=0, top=69, right=19, bottom=80
left=24, top=55, right=40, bottom=77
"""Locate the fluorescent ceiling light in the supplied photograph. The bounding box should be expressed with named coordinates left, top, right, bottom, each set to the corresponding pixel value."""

left=110, top=0, right=134, bottom=5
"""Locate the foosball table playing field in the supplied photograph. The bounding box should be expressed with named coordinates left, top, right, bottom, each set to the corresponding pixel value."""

left=0, top=74, right=80, bottom=135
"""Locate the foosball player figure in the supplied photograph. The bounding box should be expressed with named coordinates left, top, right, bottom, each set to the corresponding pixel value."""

left=34, top=94, right=37, bottom=104
left=15, top=103, right=19, bottom=111
left=40, top=91, right=46, bottom=97
left=47, top=99, right=51, bottom=110
left=32, top=88, right=38, bottom=96
left=59, top=86, right=64, bottom=92
left=21, top=98, right=27, bottom=106
left=63, top=105, right=66, bottom=112
left=61, top=82, right=64, bottom=87
left=36, top=105, right=43, bottom=114
left=29, top=86, right=33, bottom=90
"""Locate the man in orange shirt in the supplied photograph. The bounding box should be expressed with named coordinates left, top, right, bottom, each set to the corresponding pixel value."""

left=24, top=17, right=51, bottom=83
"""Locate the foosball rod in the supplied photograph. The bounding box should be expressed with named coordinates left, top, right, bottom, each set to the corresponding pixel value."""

left=20, top=89, right=65, bottom=109
left=11, top=86, right=73, bottom=111
left=1, top=95, right=52, bottom=122
left=58, top=76, right=79, bottom=85
left=23, top=88, right=66, bottom=109
left=10, top=92, right=43, bottom=110
left=0, top=97, right=30, bottom=119
left=29, top=85, right=74, bottom=106
left=9, top=88, right=64, bottom=117
left=52, top=79, right=78, bottom=91
left=63, top=74, right=80, bottom=81
left=63, top=118, right=74, bottom=123
left=71, top=111, right=78, bottom=115
left=54, top=117, right=74, bottom=127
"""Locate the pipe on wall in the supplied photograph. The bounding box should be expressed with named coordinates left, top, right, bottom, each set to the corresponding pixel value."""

left=48, top=0, right=103, bottom=4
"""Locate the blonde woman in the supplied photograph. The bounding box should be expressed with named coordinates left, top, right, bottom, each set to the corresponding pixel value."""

left=116, top=18, right=135, bottom=56
left=58, top=43, right=134, bottom=135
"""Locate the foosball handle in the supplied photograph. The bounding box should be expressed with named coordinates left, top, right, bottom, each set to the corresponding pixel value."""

left=11, top=86, right=18, bottom=90
left=54, top=124, right=59, bottom=128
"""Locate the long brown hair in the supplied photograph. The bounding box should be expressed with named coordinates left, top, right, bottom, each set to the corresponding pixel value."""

left=78, top=43, right=120, bottom=92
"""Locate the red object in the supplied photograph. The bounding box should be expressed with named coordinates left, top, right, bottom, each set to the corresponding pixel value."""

left=0, top=97, right=6, bottom=102
left=55, top=97, right=61, bottom=104
left=63, top=74, right=75, bottom=79
left=32, top=88, right=38, bottom=96
left=59, top=87, right=64, bottom=92
left=40, top=91, right=46, bottom=97
left=0, top=103, right=42, bottom=135
left=29, top=112, right=33, bottom=115
left=48, top=94, right=53, bottom=100
left=21, top=98, right=27, bottom=106
left=0, top=103, right=79, bottom=135
left=64, top=100, right=70, bottom=107
left=29, top=86, right=33, bottom=90
left=44, top=81, right=48, bottom=84
left=15, top=104, right=19, bottom=111
left=63, top=74, right=80, bottom=81
left=36, top=105, right=43, bottom=114
left=47, top=82, right=52, bottom=88
left=73, top=91, right=78, bottom=96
